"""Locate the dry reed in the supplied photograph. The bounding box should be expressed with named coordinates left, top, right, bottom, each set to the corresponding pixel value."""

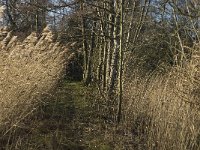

left=123, top=45, right=200, bottom=150
left=0, top=26, right=67, bottom=135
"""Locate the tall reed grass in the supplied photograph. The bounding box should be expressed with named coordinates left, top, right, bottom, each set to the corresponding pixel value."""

left=123, top=46, right=200, bottom=149
left=0, top=26, right=67, bottom=135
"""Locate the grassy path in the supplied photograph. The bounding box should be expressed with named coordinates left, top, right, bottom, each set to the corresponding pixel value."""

left=1, top=80, right=152, bottom=150
left=8, top=81, right=110, bottom=150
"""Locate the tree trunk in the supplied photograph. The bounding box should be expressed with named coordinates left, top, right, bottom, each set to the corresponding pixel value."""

left=102, top=36, right=108, bottom=89
left=84, top=21, right=96, bottom=85
left=107, top=5, right=119, bottom=98
left=117, top=0, right=124, bottom=124
left=106, top=0, right=115, bottom=91
left=81, top=1, right=88, bottom=80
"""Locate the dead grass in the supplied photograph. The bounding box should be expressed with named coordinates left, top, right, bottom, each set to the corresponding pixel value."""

left=123, top=47, right=200, bottom=149
left=0, top=27, right=67, bottom=142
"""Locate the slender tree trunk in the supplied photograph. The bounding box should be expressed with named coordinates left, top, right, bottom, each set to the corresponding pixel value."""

left=81, top=1, right=88, bottom=80
left=108, top=6, right=119, bottom=98
left=106, top=0, right=115, bottom=90
left=125, top=1, right=136, bottom=51
left=102, top=36, right=108, bottom=89
left=132, top=0, right=150, bottom=48
left=99, top=1, right=108, bottom=90
left=84, top=21, right=96, bottom=85
left=96, top=4, right=104, bottom=85
left=35, top=11, right=39, bottom=35
left=117, top=0, right=124, bottom=123
left=97, top=40, right=103, bottom=83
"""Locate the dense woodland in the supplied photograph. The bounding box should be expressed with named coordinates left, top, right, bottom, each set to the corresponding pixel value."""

left=0, top=0, right=200, bottom=149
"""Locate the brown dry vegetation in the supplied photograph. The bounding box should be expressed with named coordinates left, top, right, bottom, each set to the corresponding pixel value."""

left=0, top=27, right=67, bottom=144
left=0, top=27, right=199, bottom=149
left=121, top=47, right=200, bottom=149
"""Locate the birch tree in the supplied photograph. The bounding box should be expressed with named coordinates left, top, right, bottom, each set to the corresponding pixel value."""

left=117, top=0, right=124, bottom=123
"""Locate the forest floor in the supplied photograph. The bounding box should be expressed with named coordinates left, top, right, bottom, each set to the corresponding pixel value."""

left=3, top=80, right=118, bottom=150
